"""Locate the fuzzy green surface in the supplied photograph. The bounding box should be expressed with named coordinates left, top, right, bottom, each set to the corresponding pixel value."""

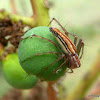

left=2, top=54, right=38, bottom=89
left=18, top=26, right=67, bottom=81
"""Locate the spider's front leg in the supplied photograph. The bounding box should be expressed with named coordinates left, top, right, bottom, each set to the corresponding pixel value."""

left=21, top=34, right=62, bottom=54
left=76, top=39, right=84, bottom=59
left=48, top=18, right=78, bottom=45
left=48, top=18, right=70, bottom=36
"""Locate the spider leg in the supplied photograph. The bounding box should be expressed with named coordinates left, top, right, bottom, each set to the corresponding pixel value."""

left=48, top=18, right=78, bottom=45
left=46, top=59, right=67, bottom=79
left=66, top=68, right=73, bottom=73
left=73, top=36, right=77, bottom=46
left=46, top=56, right=75, bottom=79
left=48, top=18, right=69, bottom=35
left=21, top=34, right=63, bottom=54
left=76, top=39, right=84, bottom=59
left=21, top=51, right=59, bottom=63
left=66, top=57, right=74, bottom=73
left=24, top=53, right=64, bottom=83
left=37, top=54, right=65, bottom=77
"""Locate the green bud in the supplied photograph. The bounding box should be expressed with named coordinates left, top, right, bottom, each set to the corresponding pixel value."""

left=18, top=26, right=67, bottom=81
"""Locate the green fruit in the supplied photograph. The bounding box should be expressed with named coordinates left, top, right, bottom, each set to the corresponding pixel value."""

left=2, top=54, right=38, bottom=89
left=18, top=26, right=67, bottom=81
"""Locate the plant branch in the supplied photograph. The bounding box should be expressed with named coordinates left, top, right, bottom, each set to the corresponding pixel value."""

left=65, top=53, right=100, bottom=100
left=0, top=0, right=50, bottom=27
left=0, top=10, right=35, bottom=27
left=30, top=0, right=37, bottom=19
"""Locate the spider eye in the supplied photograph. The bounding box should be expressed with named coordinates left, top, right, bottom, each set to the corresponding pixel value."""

left=49, top=27, right=53, bottom=32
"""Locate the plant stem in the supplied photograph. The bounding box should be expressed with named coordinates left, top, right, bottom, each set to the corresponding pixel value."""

left=65, top=53, right=100, bottom=100
left=30, top=0, right=50, bottom=26
left=0, top=0, right=50, bottom=27
left=0, top=10, right=35, bottom=27
left=30, top=0, right=38, bottom=20
left=47, top=82, right=58, bottom=100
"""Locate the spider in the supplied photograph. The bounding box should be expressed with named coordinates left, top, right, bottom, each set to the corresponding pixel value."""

left=21, top=18, right=84, bottom=78
left=48, top=18, right=84, bottom=73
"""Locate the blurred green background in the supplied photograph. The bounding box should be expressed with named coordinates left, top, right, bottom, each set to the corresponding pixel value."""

left=0, top=0, right=100, bottom=100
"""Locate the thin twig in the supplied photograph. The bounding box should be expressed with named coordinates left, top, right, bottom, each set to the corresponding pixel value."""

left=10, top=0, right=18, bottom=14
